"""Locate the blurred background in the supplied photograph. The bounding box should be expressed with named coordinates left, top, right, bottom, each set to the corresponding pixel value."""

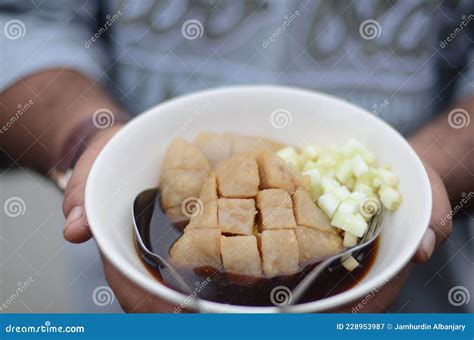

left=0, top=169, right=122, bottom=312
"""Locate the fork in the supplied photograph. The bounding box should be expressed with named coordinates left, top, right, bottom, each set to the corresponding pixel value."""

left=281, top=208, right=386, bottom=310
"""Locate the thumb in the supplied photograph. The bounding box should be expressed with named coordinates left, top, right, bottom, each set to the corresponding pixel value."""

left=62, top=125, right=123, bottom=243
left=411, top=161, right=452, bottom=263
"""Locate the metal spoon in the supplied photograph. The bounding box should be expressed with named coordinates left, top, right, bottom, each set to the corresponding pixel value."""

left=282, top=208, right=386, bottom=310
left=132, top=188, right=203, bottom=310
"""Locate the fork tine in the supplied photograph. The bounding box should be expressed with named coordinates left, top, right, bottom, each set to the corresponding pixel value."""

left=360, top=212, right=377, bottom=243
left=373, top=208, right=386, bottom=237
left=367, top=214, right=378, bottom=238
left=368, top=208, right=383, bottom=238
left=353, top=211, right=379, bottom=259
left=285, top=207, right=386, bottom=309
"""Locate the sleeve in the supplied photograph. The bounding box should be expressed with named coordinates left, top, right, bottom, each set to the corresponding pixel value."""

left=0, top=1, right=106, bottom=92
left=453, top=45, right=474, bottom=101
left=452, top=4, right=474, bottom=101
left=434, top=0, right=473, bottom=104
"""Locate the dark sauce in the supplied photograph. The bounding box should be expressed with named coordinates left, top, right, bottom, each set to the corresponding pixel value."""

left=135, top=190, right=378, bottom=307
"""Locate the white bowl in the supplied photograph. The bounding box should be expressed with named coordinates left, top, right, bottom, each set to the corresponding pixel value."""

left=85, top=85, right=431, bottom=313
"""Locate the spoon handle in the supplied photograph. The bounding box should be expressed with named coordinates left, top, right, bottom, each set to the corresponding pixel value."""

left=286, top=257, right=333, bottom=307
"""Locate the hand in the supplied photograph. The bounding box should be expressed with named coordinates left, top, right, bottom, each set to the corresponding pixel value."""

left=412, top=161, right=452, bottom=263
left=62, top=124, right=176, bottom=312
left=101, top=254, right=178, bottom=312
left=340, top=160, right=453, bottom=313
left=62, top=125, right=124, bottom=243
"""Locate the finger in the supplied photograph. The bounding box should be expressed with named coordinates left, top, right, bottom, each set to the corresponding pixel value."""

left=427, top=176, right=453, bottom=247
left=63, top=125, right=123, bottom=243
left=62, top=155, right=93, bottom=243
left=412, top=165, right=452, bottom=263
left=101, top=253, right=178, bottom=313
left=413, top=228, right=436, bottom=263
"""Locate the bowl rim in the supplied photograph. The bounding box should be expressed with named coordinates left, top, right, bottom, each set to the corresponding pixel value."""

left=85, top=84, right=432, bottom=313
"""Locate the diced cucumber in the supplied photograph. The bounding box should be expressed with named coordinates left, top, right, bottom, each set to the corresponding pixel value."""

left=285, top=139, right=403, bottom=237
left=336, top=159, right=354, bottom=184
left=310, top=185, right=323, bottom=201
left=331, top=212, right=368, bottom=237
left=302, top=144, right=321, bottom=160
left=303, top=168, right=323, bottom=201
left=302, top=168, right=321, bottom=183
left=379, top=186, right=402, bottom=211
left=377, top=168, right=399, bottom=187
left=317, top=192, right=341, bottom=218
left=337, top=199, right=359, bottom=215
left=332, top=186, right=351, bottom=201
left=348, top=191, right=367, bottom=203
left=371, top=177, right=383, bottom=189
left=321, top=177, right=341, bottom=193
left=345, top=177, right=356, bottom=191
left=353, top=182, right=374, bottom=196
left=351, top=154, right=369, bottom=177
left=316, top=147, right=340, bottom=169
left=340, top=139, right=365, bottom=158
left=302, top=160, right=318, bottom=173
left=343, top=232, right=359, bottom=248
left=341, top=255, right=359, bottom=271
left=276, top=147, right=299, bottom=169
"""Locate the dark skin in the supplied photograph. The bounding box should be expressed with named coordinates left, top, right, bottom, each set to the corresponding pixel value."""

left=1, top=68, right=470, bottom=312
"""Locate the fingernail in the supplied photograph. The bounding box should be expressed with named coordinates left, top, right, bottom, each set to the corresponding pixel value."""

left=421, top=228, right=436, bottom=260
left=66, top=206, right=83, bottom=224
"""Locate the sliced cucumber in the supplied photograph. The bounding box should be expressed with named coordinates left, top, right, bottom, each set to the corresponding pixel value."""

left=317, top=192, right=341, bottom=218
left=276, top=147, right=299, bottom=169
left=331, top=212, right=368, bottom=237
left=343, top=232, right=359, bottom=248
left=341, top=255, right=359, bottom=271
left=379, top=186, right=402, bottom=211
